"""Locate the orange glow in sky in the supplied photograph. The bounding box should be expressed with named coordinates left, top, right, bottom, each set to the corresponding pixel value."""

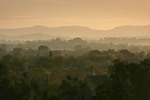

left=0, top=0, right=150, bottom=29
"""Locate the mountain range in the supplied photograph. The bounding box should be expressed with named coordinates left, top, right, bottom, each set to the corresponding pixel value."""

left=0, top=25, right=150, bottom=40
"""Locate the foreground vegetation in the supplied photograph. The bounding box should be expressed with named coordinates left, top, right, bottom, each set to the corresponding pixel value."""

left=0, top=46, right=150, bottom=100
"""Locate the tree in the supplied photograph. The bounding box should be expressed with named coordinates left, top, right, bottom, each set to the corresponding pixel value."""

left=50, top=76, right=92, bottom=100
left=38, top=45, right=49, bottom=57
left=38, top=45, right=49, bottom=51
left=49, top=51, right=53, bottom=57
left=0, top=48, right=7, bottom=58
left=93, top=59, right=150, bottom=100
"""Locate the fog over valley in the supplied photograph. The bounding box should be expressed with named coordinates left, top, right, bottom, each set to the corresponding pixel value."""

left=1, top=0, right=150, bottom=100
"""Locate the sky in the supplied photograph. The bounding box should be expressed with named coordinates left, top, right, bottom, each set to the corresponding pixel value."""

left=0, top=0, right=150, bottom=30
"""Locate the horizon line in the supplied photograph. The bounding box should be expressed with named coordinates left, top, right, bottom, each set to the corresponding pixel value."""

left=0, top=24, right=150, bottom=30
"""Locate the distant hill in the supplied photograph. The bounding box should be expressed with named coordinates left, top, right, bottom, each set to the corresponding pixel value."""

left=106, top=25, right=150, bottom=37
left=0, top=25, right=150, bottom=40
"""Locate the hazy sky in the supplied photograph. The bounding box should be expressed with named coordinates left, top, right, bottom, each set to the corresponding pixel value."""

left=0, top=0, right=150, bottom=29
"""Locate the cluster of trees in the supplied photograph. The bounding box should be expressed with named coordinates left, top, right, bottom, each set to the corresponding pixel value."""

left=0, top=56, right=92, bottom=100
left=0, top=55, right=150, bottom=100
left=101, top=37, right=150, bottom=45
left=0, top=47, right=149, bottom=84
left=94, top=59, right=150, bottom=100
left=1, top=37, right=150, bottom=54
left=0, top=39, right=150, bottom=100
left=0, top=63, right=91, bottom=100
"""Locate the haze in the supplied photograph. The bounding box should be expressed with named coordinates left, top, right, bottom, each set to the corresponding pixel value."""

left=0, top=0, right=150, bottom=30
